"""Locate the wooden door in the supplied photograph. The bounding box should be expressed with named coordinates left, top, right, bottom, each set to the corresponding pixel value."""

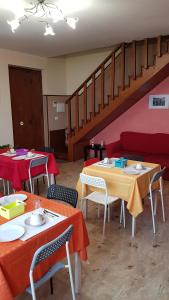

left=9, top=66, right=44, bottom=149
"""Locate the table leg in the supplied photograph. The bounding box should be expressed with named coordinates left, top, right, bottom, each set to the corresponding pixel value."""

left=49, top=174, right=55, bottom=185
left=99, top=149, right=102, bottom=160
left=74, top=252, right=81, bottom=294
left=132, top=216, right=136, bottom=238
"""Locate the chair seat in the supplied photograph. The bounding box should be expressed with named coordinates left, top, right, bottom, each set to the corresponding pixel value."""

left=26, top=262, right=64, bottom=294
left=83, top=191, right=119, bottom=205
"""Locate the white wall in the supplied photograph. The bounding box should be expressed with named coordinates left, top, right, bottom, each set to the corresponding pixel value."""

left=0, top=47, right=111, bottom=146
left=65, top=49, right=111, bottom=94
left=46, top=57, right=66, bottom=95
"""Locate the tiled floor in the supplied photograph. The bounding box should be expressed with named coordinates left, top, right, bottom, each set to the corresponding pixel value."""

left=14, top=160, right=169, bottom=299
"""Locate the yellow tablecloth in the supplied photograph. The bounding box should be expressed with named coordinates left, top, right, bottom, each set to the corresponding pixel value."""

left=76, top=160, right=160, bottom=217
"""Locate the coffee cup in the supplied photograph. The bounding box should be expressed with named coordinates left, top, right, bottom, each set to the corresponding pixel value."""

left=135, top=163, right=143, bottom=170
left=10, top=148, right=15, bottom=154
left=103, top=157, right=109, bottom=164
left=30, top=212, right=44, bottom=225
left=27, top=151, right=33, bottom=158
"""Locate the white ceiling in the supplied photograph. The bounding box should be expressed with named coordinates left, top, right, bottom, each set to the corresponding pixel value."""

left=0, top=0, right=169, bottom=57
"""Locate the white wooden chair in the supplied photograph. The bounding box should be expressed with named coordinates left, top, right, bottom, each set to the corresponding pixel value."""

left=80, top=173, right=125, bottom=239
left=132, top=167, right=166, bottom=238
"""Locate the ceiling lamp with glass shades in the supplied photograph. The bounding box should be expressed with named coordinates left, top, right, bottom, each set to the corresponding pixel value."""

left=7, top=0, right=79, bottom=36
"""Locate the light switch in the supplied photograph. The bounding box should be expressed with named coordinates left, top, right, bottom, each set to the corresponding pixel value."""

left=53, top=101, right=57, bottom=108
left=54, top=116, right=58, bottom=120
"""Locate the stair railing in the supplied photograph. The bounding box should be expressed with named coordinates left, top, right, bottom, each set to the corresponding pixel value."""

left=66, top=35, right=165, bottom=139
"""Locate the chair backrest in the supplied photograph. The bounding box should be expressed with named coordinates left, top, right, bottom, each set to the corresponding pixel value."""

left=150, top=167, right=166, bottom=185
left=83, top=157, right=99, bottom=167
left=38, top=146, right=55, bottom=153
left=29, top=156, right=48, bottom=169
left=47, top=184, right=78, bottom=208
left=30, top=225, right=73, bottom=271
left=80, top=173, right=106, bottom=190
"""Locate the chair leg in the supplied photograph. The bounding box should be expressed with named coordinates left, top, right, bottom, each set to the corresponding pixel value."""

left=103, top=204, right=107, bottom=239
left=81, top=199, right=87, bottom=219
left=66, top=243, right=76, bottom=300
left=107, top=204, right=110, bottom=223
left=7, top=181, right=10, bottom=195
left=160, top=189, right=165, bottom=222
left=30, top=271, right=37, bottom=300
left=132, top=216, right=136, bottom=238
left=36, top=179, right=39, bottom=195
left=150, top=193, right=156, bottom=234
left=2, top=180, right=6, bottom=195
left=122, top=200, right=126, bottom=228
left=97, top=204, right=100, bottom=218
left=120, top=200, right=123, bottom=225
left=29, top=178, right=33, bottom=194
left=154, top=193, right=157, bottom=216
left=50, top=277, right=53, bottom=295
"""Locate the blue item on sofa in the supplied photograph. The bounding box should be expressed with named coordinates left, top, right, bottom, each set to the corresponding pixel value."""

left=115, top=157, right=128, bottom=168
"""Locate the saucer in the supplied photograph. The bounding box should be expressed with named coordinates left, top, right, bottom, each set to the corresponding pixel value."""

left=24, top=215, right=46, bottom=227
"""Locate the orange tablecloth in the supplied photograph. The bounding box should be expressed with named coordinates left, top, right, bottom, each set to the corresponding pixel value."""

left=0, top=192, right=89, bottom=300
left=76, top=160, right=160, bottom=217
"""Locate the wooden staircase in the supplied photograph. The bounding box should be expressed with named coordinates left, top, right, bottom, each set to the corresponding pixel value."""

left=66, top=35, right=169, bottom=161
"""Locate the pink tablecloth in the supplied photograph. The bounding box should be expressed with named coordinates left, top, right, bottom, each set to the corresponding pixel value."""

left=0, top=152, right=59, bottom=190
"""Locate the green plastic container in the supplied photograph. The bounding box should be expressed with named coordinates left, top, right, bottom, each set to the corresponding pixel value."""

left=0, top=200, right=25, bottom=219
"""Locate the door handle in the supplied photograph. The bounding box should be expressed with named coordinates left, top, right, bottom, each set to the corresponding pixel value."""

left=20, top=121, right=24, bottom=126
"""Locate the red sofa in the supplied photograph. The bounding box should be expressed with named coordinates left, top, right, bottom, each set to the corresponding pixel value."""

left=106, top=131, right=169, bottom=180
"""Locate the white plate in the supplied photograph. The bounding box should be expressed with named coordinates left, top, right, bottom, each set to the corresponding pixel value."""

left=7, top=151, right=16, bottom=155
left=24, top=216, right=46, bottom=227
left=123, top=169, right=140, bottom=175
left=0, top=194, right=27, bottom=206
left=0, top=225, right=25, bottom=242
left=12, top=155, right=26, bottom=160
left=132, top=164, right=146, bottom=170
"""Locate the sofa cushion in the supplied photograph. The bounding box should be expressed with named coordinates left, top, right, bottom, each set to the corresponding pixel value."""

left=151, top=133, right=169, bottom=155
left=144, top=154, right=169, bottom=167
left=120, top=132, right=154, bottom=153
left=112, top=151, right=146, bottom=161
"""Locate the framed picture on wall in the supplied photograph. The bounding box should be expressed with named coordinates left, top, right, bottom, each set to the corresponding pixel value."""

left=149, top=95, right=169, bottom=109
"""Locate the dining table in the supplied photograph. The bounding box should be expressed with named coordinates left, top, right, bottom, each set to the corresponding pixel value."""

left=0, top=150, right=59, bottom=191
left=0, top=191, right=89, bottom=300
left=76, top=159, right=161, bottom=218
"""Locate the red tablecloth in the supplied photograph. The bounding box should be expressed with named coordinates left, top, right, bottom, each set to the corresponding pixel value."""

left=0, top=192, right=89, bottom=300
left=0, top=151, right=59, bottom=190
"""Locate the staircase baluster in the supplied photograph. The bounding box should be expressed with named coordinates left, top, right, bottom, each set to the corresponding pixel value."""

left=75, top=92, right=79, bottom=131
left=157, top=36, right=161, bottom=57
left=110, top=52, right=115, bottom=99
left=144, top=38, right=148, bottom=69
left=132, top=41, right=136, bottom=80
left=121, top=43, right=125, bottom=90
left=67, top=101, right=72, bottom=137
left=101, top=64, right=104, bottom=108
left=83, top=82, right=87, bottom=124
left=91, top=74, right=95, bottom=117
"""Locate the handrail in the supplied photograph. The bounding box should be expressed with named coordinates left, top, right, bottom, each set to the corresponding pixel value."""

left=65, top=43, right=122, bottom=104
left=66, top=35, right=167, bottom=144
